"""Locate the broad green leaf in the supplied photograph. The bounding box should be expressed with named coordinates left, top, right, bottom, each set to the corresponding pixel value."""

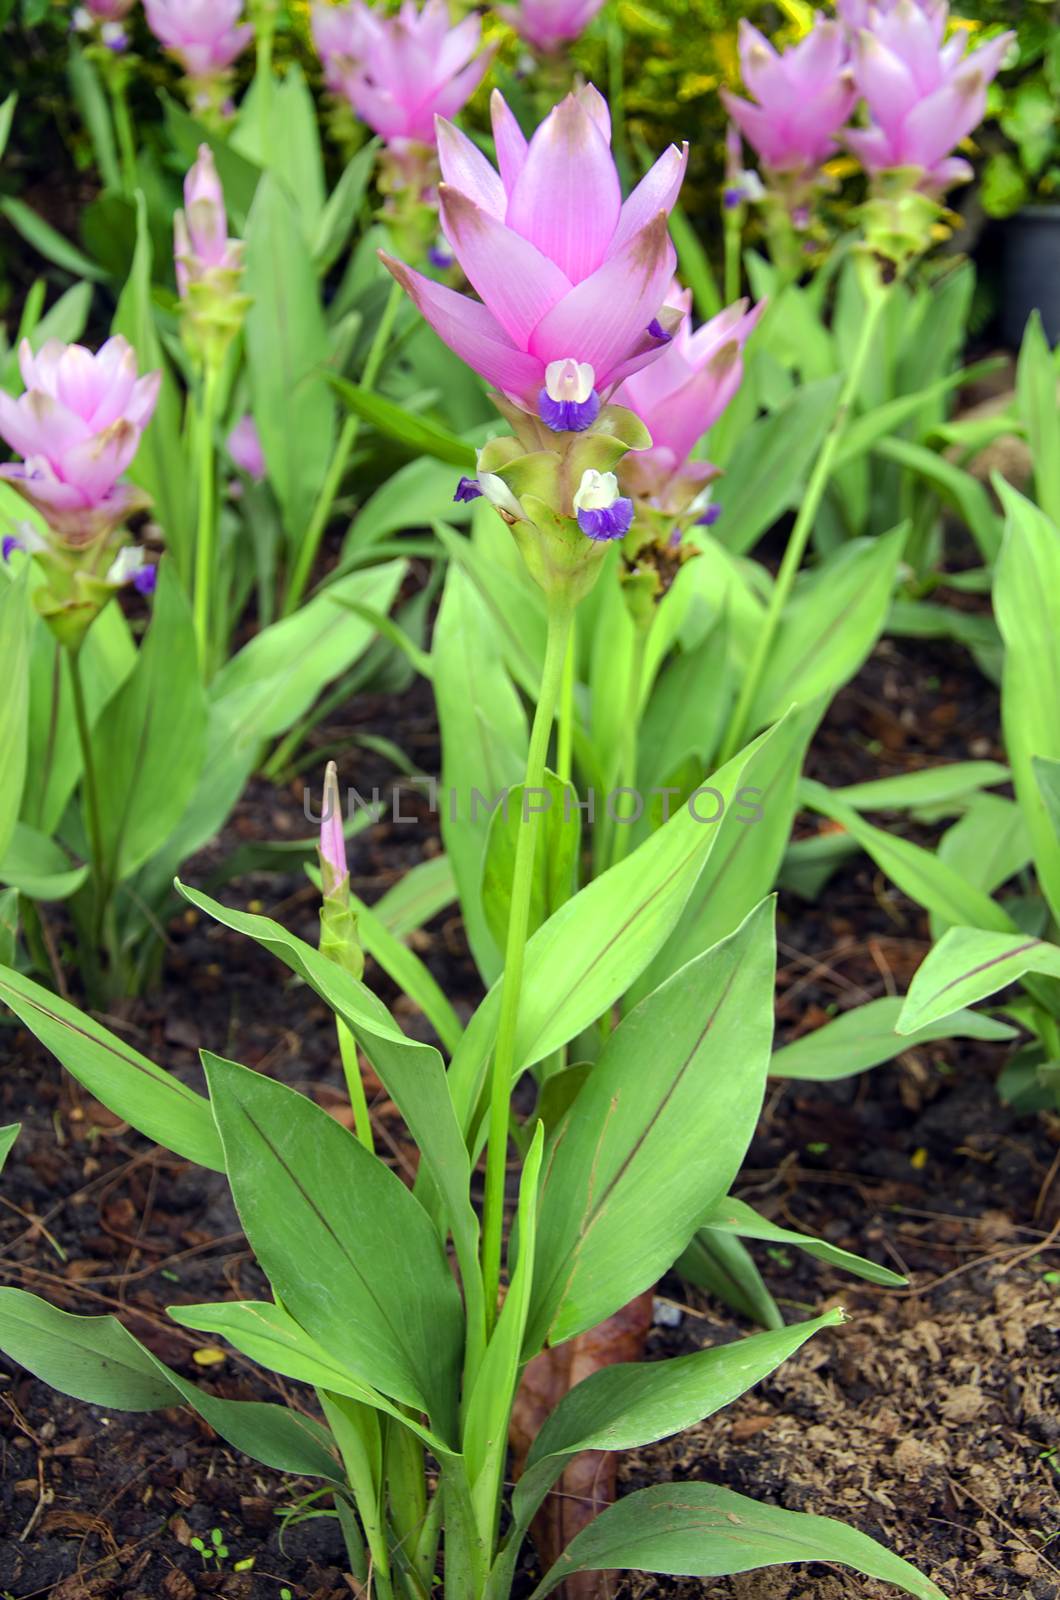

left=340, top=456, right=472, bottom=559
left=0, top=198, right=107, bottom=281
left=432, top=561, right=528, bottom=983
left=67, top=45, right=120, bottom=192
left=512, top=1312, right=842, bottom=1545
left=993, top=482, right=1060, bottom=925
left=529, top=1482, right=944, bottom=1600
left=0, top=965, right=224, bottom=1168
left=351, top=890, right=463, bottom=1056
left=162, top=94, right=262, bottom=226
left=675, top=1230, right=782, bottom=1329
left=832, top=761, right=1010, bottom=815
left=92, top=562, right=208, bottom=882
left=0, top=888, right=16, bottom=965
left=112, top=195, right=190, bottom=568
left=177, top=885, right=481, bottom=1335
left=203, top=1055, right=463, bottom=1440
left=330, top=375, right=477, bottom=470
left=0, top=563, right=30, bottom=859
left=0, top=1288, right=340, bottom=1480
left=527, top=898, right=776, bottom=1349
left=637, top=619, right=730, bottom=794
left=835, top=359, right=1005, bottom=469
left=0, top=1123, right=18, bottom=1174
left=898, top=926, right=1060, bottom=1035
left=1035, top=756, right=1060, bottom=845
left=482, top=771, right=581, bottom=955
left=447, top=718, right=785, bottom=1134
left=0, top=92, right=15, bottom=161
left=697, top=1195, right=906, bottom=1287
left=1015, top=311, right=1060, bottom=525
left=873, top=436, right=1001, bottom=561
left=715, top=377, right=841, bottom=556
left=437, top=516, right=547, bottom=698
left=750, top=529, right=903, bottom=731
left=802, top=779, right=1016, bottom=935
left=629, top=701, right=820, bottom=1008
left=0, top=825, right=88, bottom=900
left=244, top=176, right=335, bottom=542
left=167, top=1299, right=451, bottom=1457
left=931, top=793, right=1032, bottom=941
left=667, top=202, right=721, bottom=320
left=773, top=994, right=1016, bottom=1081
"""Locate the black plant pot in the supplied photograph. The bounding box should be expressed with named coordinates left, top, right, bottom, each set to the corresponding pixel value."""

left=1001, top=204, right=1060, bottom=348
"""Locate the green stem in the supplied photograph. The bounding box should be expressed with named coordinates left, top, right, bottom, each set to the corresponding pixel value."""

left=481, top=595, right=574, bottom=1331
left=67, top=650, right=107, bottom=942
left=108, top=76, right=138, bottom=199
left=193, top=364, right=220, bottom=674
left=609, top=629, right=647, bottom=868
left=337, top=1016, right=375, bottom=1153
left=284, top=278, right=404, bottom=616
left=716, top=275, right=890, bottom=764
left=723, top=203, right=743, bottom=306
left=556, top=621, right=576, bottom=786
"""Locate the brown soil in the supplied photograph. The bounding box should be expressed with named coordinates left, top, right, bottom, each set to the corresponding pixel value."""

left=1, top=636, right=1058, bottom=1600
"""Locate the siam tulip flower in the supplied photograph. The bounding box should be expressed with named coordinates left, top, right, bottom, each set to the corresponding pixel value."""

left=836, top=0, right=943, bottom=31
left=497, top=0, right=606, bottom=55
left=143, top=0, right=252, bottom=82
left=106, top=544, right=158, bottom=594
left=317, top=761, right=364, bottom=981
left=319, top=761, right=349, bottom=899
left=175, top=147, right=249, bottom=367
left=572, top=469, right=633, bottom=542
left=227, top=415, right=266, bottom=481
left=721, top=17, right=858, bottom=181
left=846, top=0, right=1014, bottom=194
left=382, top=85, right=687, bottom=432
left=615, top=289, right=764, bottom=511
left=0, top=337, right=160, bottom=546
left=311, top=0, right=374, bottom=93
left=329, top=0, right=495, bottom=147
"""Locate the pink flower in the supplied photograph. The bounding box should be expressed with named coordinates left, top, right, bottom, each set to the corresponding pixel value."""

left=721, top=17, right=858, bottom=177
left=227, top=415, right=266, bottom=480
left=311, top=0, right=375, bottom=93
left=143, top=0, right=253, bottom=79
left=615, top=290, right=763, bottom=505
left=381, top=85, right=686, bottom=426
left=174, top=145, right=242, bottom=297
left=319, top=762, right=349, bottom=897
left=847, top=0, right=1013, bottom=192
left=498, top=0, right=605, bottom=54
left=0, top=337, right=160, bottom=545
left=329, top=0, right=494, bottom=146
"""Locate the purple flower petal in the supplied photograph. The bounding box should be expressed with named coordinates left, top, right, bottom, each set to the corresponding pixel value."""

left=538, top=388, right=601, bottom=432
left=453, top=475, right=483, bottom=502
left=1, top=535, right=25, bottom=561
left=577, top=496, right=633, bottom=540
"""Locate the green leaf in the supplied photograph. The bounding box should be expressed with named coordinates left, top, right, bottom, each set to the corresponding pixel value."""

left=0, top=92, right=15, bottom=161
left=203, top=1055, right=463, bottom=1440
left=697, top=1195, right=906, bottom=1287
left=167, top=1299, right=451, bottom=1458
left=112, top=194, right=190, bottom=567
left=0, top=888, right=17, bottom=966
left=931, top=793, right=1032, bottom=942
left=0, top=563, right=30, bottom=861
left=67, top=45, right=120, bottom=193
left=750, top=529, right=904, bottom=731
left=0, top=825, right=88, bottom=900
left=898, top=926, right=1060, bottom=1035
left=873, top=436, right=1001, bottom=562
left=801, top=779, right=1016, bottom=935
left=1016, top=312, right=1060, bottom=525
left=482, top=771, right=580, bottom=955
left=329, top=375, right=477, bottom=470
left=244, top=175, right=335, bottom=542
left=715, top=377, right=841, bottom=556
left=340, top=457, right=472, bottom=559
left=176, top=885, right=482, bottom=1341
left=667, top=204, right=721, bottom=320
left=0, top=1123, right=19, bottom=1174
left=529, top=1482, right=944, bottom=1600
left=372, top=854, right=457, bottom=939
left=1035, top=756, right=1060, bottom=846
left=0, top=1288, right=341, bottom=1480
left=0, top=198, right=107, bottom=282
left=0, top=965, right=224, bottom=1169
left=312, top=142, right=378, bottom=275
left=527, top=898, right=776, bottom=1349
left=835, top=359, right=1006, bottom=469
left=514, top=1312, right=842, bottom=1543
left=674, top=1230, right=782, bottom=1330
left=447, top=718, right=788, bottom=1134
left=993, top=482, right=1060, bottom=925
left=833, top=762, right=1010, bottom=814
left=92, top=561, right=208, bottom=883
left=432, top=561, right=529, bottom=983
left=773, top=994, right=1016, bottom=1081
left=161, top=94, right=262, bottom=226
left=349, top=887, right=464, bottom=1056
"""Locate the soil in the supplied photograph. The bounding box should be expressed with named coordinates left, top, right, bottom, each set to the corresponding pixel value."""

left=1, top=633, right=1058, bottom=1600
